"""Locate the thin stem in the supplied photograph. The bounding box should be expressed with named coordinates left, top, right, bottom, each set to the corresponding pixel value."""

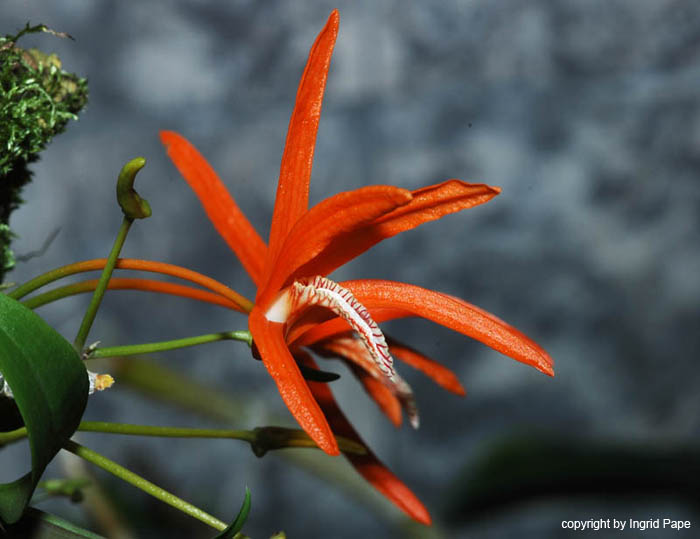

left=23, top=277, right=240, bottom=311
left=8, top=260, right=102, bottom=300
left=78, top=422, right=256, bottom=442
left=8, top=258, right=253, bottom=312
left=88, top=331, right=252, bottom=359
left=0, top=426, right=27, bottom=445
left=1, top=421, right=366, bottom=455
left=63, top=439, right=227, bottom=531
left=77, top=422, right=365, bottom=455
left=74, top=218, right=132, bottom=352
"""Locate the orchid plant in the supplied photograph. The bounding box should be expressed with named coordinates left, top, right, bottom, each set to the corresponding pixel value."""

left=0, top=10, right=552, bottom=537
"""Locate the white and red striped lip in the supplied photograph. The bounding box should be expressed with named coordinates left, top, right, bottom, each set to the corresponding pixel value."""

left=265, top=275, right=396, bottom=380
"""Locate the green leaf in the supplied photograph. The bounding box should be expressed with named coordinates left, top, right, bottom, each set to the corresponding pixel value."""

left=213, top=487, right=251, bottom=539
left=2, top=506, right=105, bottom=538
left=0, top=294, right=88, bottom=524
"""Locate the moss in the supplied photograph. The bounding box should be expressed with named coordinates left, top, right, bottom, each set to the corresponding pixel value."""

left=0, top=24, right=88, bottom=282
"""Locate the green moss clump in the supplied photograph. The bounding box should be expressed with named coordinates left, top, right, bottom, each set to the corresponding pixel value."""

left=0, top=24, right=88, bottom=282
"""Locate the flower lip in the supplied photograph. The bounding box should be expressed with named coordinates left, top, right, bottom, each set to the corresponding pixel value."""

left=266, top=276, right=396, bottom=379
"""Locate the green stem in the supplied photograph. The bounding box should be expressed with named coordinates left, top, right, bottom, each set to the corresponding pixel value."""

left=87, top=331, right=253, bottom=359
left=74, top=217, right=131, bottom=352
left=8, top=262, right=91, bottom=300
left=78, top=422, right=256, bottom=442
left=8, top=258, right=253, bottom=311
left=63, top=439, right=227, bottom=531
left=21, top=280, right=93, bottom=309
left=0, top=421, right=366, bottom=455
left=111, top=358, right=400, bottom=524
left=0, top=427, right=26, bottom=445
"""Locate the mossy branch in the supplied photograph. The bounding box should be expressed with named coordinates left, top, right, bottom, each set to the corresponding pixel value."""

left=0, top=23, right=88, bottom=282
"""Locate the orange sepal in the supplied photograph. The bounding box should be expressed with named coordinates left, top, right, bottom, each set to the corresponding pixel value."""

left=353, top=369, right=403, bottom=428
left=313, top=339, right=403, bottom=427
left=348, top=280, right=554, bottom=376
left=160, top=130, right=267, bottom=285
left=298, top=353, right=431, bottom=525
left=387, top=336, right=466, bottom=396
left=249, top=307, right=339, bottom=456
left=266, top=10, right=340, bottom=267
left=296, top=280, right=554, bottom=376
left=297, top=180, right=501, bottom=278
left=257, top=186, right=412, bottom=309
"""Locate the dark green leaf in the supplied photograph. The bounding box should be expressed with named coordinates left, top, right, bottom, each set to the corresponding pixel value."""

left=2, top=507, right=104, bottom=538
left=0, top=294, right=88, bottom=524
left=213, top=487, right=251, bottom=539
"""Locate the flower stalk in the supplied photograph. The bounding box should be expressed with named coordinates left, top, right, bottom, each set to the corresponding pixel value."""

left=73, top=157, right=152, bottom=352
left=73, top=216, right=132, bottom=352
left=86, top=331, right=253, bottom=359
left=1, top=421, right=365, bottom=455
left=9, top=258, right=252, bottom=311
left=62, top=439, right=229, bottom=531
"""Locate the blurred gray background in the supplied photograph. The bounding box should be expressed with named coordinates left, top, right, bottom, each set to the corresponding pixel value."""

left=3, top=0, right=700, bottom=537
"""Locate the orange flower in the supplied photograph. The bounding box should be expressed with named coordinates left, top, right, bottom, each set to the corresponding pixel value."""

left=161, top=10, right=552, bottom=524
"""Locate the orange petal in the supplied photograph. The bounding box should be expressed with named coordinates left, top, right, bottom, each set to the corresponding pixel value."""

left=313, top=339, right=403, bottom=427
left=249, top=307, right=339, bottom=455
left=292, top=315, right=373, bottom=347
left=387, top=336, right=466, bottom=396
left=353, top=368, right=403, bottom=428
left=286, top=305, right=338, bottom=341
left=298, top=353, right=431, bottom=525
left=266, top=11, right=339, bottom=270
left=298, top=180, right=501, bottom=278
left=351, top=280, right=554, bottom=376
left=257, top=186, right=412, bottom=309
left=297, top=280, right=554, bottom=376
left=160, top=130, right=267, bottom=285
